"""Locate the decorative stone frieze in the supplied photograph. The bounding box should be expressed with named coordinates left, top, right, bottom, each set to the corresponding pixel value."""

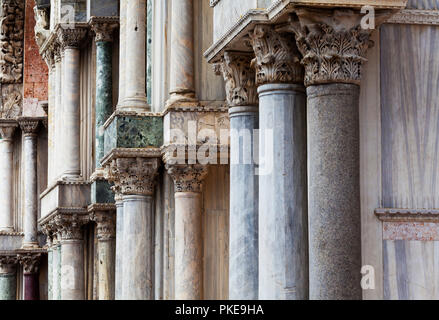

left=18, top=253, right=41, bottom=274
left=0, top=0, right=24, bottom=83
left=89, top=17, right=118, bottom=43
left=214, top=51, right=258, bottom=107
left=284, top=8, right=375, bottom=86
left=56, top=26, right=88, bottom=50
left=107, top=157, right=160, bottom=196
left=249, top=24, right=304, bottom=85
left=166, top=164, right=209, bottom=193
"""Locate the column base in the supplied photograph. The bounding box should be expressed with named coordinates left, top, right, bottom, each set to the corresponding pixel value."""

left=120, top=96, right=150, bottom=112
left=165, top=93, right=198, bottom=109
left=21, top=242, right=40, bottom=250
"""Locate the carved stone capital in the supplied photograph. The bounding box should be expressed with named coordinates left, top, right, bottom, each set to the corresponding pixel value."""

left=18, top=253, right=41, bottom=274
left=54, top=215, right=86, bottom=241
left=166, top=164, right=209, bottom=193
left=107, top=158, right=160, bottom=196
left=90, top=17, right=118, bottom=42
left=0, top=121, right=17, bottom=140
left=249, top=24, right=304, bottom=85
left=284, top=8, right=375, bottom=86
left=0, top=255, right=18, bottom=274
left=90, top=211, right=116, bottom=241
left=214, top=51, right=258, bottom=107
left=57, top=27, right=88, bottom=50
left=18, top=118, right=39, bottom=136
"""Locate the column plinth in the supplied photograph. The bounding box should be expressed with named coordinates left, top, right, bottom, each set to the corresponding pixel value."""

left=249, top=24, right=309, bottom=300
left=167, top=164, right=208, bottom=300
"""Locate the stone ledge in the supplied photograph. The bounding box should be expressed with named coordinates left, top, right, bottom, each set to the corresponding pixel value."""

left=375, top=208, right=439, bottom=222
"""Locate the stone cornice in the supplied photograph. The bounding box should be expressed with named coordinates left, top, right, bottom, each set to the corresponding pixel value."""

left=204, top=0, right=407, bottom=63
left=101, top=147, right=162, bottom=168
left=386, top=9, right=439, bottom=25
left=375, top=208, right=439, bottom=223
left=89, top=16, right=119, bottom=42
left=161, top=143, right=230, bottom=165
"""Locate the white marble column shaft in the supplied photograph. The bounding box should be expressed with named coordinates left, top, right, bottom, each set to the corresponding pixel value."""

left=60, top=230, right=84, bottom=300
left=0, top=126, right=16, bottom=232
left=114, top=197, right=124, bottom=300
left=121, top=0, right=148, bottom=111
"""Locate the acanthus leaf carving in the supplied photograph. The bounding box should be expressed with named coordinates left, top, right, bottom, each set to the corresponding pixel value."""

left=166, top=164, right=209, bottom=193
left=284, top=8, right=374, bottom=86
left=249, top=24, right=304, bottom=85
left=57, top=26, right=88, bottom=50
left=214, top=51, right=258, bottom=107
left=90, top=212, right=116, bottom=241
left=18, top=253, right=42, bottom=274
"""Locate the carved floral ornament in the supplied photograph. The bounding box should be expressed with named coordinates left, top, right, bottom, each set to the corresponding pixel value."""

left=18, top=253, right=41, bottom=274
left=166, top=164, right=209, bottom=193
left=90, top=18, right=118, bottom=43
left=18, top=118, right=40, bottom=135
left=280, top=8, right=376, bottom=86
left=90, top=212, right=116, bottom=241
left=107, top=157, right=160, bottom=196
left=214, top=51, right=258, bottom=107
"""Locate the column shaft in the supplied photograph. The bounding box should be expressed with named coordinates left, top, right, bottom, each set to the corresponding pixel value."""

left=95, top=41, right=114, bottom=168
left=23, top=133, right=39, bottom=248
left=62, top=47, right=81, bottom=178
left=258, top=84, right=308, bottom=300
left=0, top=273, right=16, bottom=300
left=307, top=83, right=361, bottom=300
left=169, top=0, right=195, bottom=101
left=52, top=241, right=61, bottom=300
left=115, top=199, right=124, bottom=300
left=0, top=138, right=14, bottom=232
left=54, top=56, right=62, bottom=180
left=121, top=195, right=153, bottom=300
left=98, top=239, right=115, bottom=300
left=47, top=247, right=53, bottom=300
left=121, top=0, right=148, bottom=110
left=229, top=107, right=258, bottom=300
left=117, top=0, right=126, bottom=107
left=47, top=67, right=55, bottom=182
left=24, top=273, right=39, bottom=300
left=60, top=239, right=84, bottom=300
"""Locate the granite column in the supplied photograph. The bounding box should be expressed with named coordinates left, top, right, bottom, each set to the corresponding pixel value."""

left=288, top=8, right=375, bottom=299
left=167, top=164, right=208, bottom=300
left=250, top=25, right=308, bottom=300
left=0, top=123, right=17, bottom=232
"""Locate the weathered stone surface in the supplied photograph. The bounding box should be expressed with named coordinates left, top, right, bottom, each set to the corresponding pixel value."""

left=307, top=83, right=361, bottom=300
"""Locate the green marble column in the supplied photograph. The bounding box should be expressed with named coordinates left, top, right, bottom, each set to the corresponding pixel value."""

left=96, top=40, right=114, bottom=169
left=0, top=259, right=17, bottom=300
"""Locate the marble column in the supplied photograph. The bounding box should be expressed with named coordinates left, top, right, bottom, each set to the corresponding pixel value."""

left=19, top=119, right=40, bottom=249
left=117, top=0, right=127, bottom=107
left=215, top=52, right=259, bottom=300
left=167, top=164, right=208, bottom=300
left=19, top=253, right=42, bottom=300
left=249, top=25, right=308, bottom=300
left=57, top=27, right=87, bottom=180
left=53, top=45, right=62, bottom=180
left=0, top=123, right=17, bottom=232
left=0, top=256, right=17, bottom=300
left=114, top=194, right=124, bottom=300
left=287, top=8, right=374, bottom=300
left=52, top=233, right=61, bottom=300
left=167, top=0, right=196, bottom=106
left=58, top=217, right=85, bottom=300
left=93, top=211, right=116, bottom=300
left=108, top=157, right=159, bottom=300
left=46, top=235, right=53, bottom=300
left=91, top=19, right=118, bottom=170
left=120, top=0, right=149, bottom=111
left=42, top=49, right=55, bottom=183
